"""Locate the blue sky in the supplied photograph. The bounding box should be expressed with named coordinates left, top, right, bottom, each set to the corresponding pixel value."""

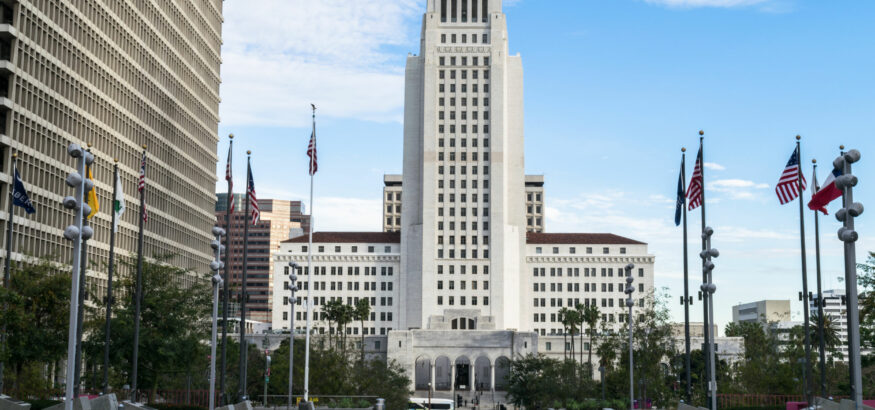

left=216, top=0, right=875, bottom=333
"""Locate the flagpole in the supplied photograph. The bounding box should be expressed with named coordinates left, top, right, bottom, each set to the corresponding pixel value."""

left=240, top=152, right=253, bottom=400
left=811, top=159, right=826, bottom=398
left=698, top=131, right=712, bottom=408
left=795, top=136, right=813, bottom=405
left=220, top=135, right=234, bottom=405
left=103, top=159, right=119, bottom=394
left=681, top=148, right=692, bottom=403
left=132, top=145, right=147, bottom=403
left=304, top=104, right=316, bottom=402
left=0, top=152, right=17, bottom=395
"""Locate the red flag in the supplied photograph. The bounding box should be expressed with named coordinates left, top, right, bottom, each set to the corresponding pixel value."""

left=307, top=130, right=317, bottom=176
left=808, top=167, right=842, bottom=215
left=686, top=146, right=703, bottom=210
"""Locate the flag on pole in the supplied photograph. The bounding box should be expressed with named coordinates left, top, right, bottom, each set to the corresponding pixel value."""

left=307, top=130, right=317, bottom=176
left=686, top=146, right=703, bottom=210
left=776, top=147, right=806, bottom=205
left=247, top=163, right=259, bottom=225
left=12, top=166, right=35, bottom=214
left=226, top=143, right=235, bottom=214
left=675, top=158, right=685, bottom=226
left=113, top=170, right=126, bottom=232
left=138, top=152, right=148, bottom=222
left=808, top=167, right=842, bottom=215
left=86, top=166, right=99, bottom=219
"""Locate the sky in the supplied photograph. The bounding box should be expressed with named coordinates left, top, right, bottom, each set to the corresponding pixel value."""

left=215, top=0, right=875, bottom=334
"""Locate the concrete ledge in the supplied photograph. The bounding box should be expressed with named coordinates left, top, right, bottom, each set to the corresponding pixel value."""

left=46, top=397, right=91, bottom=410
left=840, top=399, right=875, bottom=410
left=0, top=395, right=32, bottom=410
left=815, top=397, right=840, bottom=410
left=91, top=395, right=118, bottom=410
left=120, top=401, right=155, bottom=410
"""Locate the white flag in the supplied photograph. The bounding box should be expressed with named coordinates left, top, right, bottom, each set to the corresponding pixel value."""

left=113, top=171, right=125, bottom=232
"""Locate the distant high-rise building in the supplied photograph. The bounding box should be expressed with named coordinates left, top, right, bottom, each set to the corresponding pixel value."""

left=216, top=195, right=311, bottom=322
left=810, top=288, right=871, bottom=361
left=0, top=1, right=224, bottom=297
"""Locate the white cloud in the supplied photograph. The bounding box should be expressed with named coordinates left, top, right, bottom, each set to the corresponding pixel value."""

left=704, top=162, right=726, bottom=171
left=219, top=0, right=421, bottom=127
left=643, top=0, right=770, bottom=7
left=707, top=179, right=769, bottom=200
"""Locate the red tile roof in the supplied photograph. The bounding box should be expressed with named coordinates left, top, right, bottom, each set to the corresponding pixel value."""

left=526, top=232, right=645, bottom=245
left=284, top=231, right=401, bottom=244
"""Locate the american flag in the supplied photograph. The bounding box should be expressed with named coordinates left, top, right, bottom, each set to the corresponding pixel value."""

left=686, top=145, right=703, bottom=210
left=247, top=162, right=259, bottom=225
left=138, top=151, right=148, bottom=222
left=776, top=146, right=806, bottom=205
left=307, top=130, right=317, bottom=176
left=225, top=142, right=234, bottom=214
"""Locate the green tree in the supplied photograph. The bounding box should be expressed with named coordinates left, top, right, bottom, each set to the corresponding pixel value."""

left=505, top=354, right=598, bottom=410
left=580, top=304, right=600, bottom=377
left=0, top=258, right=70, bottom=397
left=353, top=298, right=371, bottom=363
left=83, top=255, right=211, bottom=394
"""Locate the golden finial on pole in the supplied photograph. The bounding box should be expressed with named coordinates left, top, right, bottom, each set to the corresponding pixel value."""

left=698, top=130, right=704, bottom=136
left=247, top=150, right=252, bottom=155
left=114, top=158, right=119, bottom=163
left=229, top=133, right=234, bottom=139
left=682, top=147, right=686, bottom=152
left=812, top=159, right=816, bottom=164
left=796, top=135, right=801, bottom=140
left=840, top=145, right=845, bottom=150
left=142, top=144, right=147, bottom=150
left=11, top=152, right=16, bottom=159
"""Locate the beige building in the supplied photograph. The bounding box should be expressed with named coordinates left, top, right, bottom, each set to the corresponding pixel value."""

left=732, top=299, right=792, bottom=324
left=216, top=195, right=310, bottom=322
left=382, top=173, right=545, bottom=233
left=0, top=1, right=223, bottom=298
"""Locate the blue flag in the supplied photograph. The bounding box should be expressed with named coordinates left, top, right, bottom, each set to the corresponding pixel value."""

left=12, top=166, right=36, bottom=214
left=674, top=158, right=684, bottom=226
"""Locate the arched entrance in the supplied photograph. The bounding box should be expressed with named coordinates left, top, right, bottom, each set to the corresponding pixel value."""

left=494, top=356, right=511, bottom=391
left=474, top=356, right=491, bottom=391
left=434, top=356, right=452, bottom=391
left=451, top=317, right=476, bottom=330
left=415, top=356, right=432, bottom=390
left=454, top=356, right=472, bottom=390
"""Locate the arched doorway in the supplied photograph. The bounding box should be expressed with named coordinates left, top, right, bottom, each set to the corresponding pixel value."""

left=434, top=356, right=451, bottom=391
left=454, top=356, right=472, bottom=390
left=474, top=356, right=491, bottom=391
left=451, top=317, right=476, bottom=330
left=415, top=356, right=431, bottom=390
left=494, top=356, right=511, bottom=391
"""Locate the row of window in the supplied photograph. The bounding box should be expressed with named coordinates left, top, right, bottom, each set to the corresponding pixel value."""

left=439, top=31, right=488, bottom=43
left=285, top=265, right=394, bottom=276
left=386, top=192, right=401, bottom=201
left=533, top=297, right=645, bottom=309
left=534, top=246, right=630, bottom=255
left=439, top=137, right=488, bottom=148
left=437, top=233, right=489, bottom=245
left=286, top=280, right=394, bottom=293
left=437, top=295, right=489, bottom=306
left=532, top=282, right=645, bottom=293
left=439, top=69, right=489, bottom=80
left=438, top=98, right=489, bottom=109
left=290, top=295, right=394, bottom=308
left=282, top=311, right=393, bottom=324
left=532, top=267, right=646, bottom=278
left=437, top=179, right=489, bottom=190
left=437, top=248, right=489, bottom=259
left=439, top=56, right=490, bottom=67
left=526, top=192, right=543, bottom=202
left=294, top=245, right=395, bottom=254
left=437, top=265, right=489, bottom=274
left=437, top=190, right=489, bottom=201
left=436, top=280, right=489, bottom=290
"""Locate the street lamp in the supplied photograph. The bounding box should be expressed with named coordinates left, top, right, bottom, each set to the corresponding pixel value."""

left=62, top=143, right=94, bottom=410
left=209, top=226, right=226, bottom=410
left=834, top=148, right=863, bottom=410
left=287, top=261, right=300, bottom=410
left=700, top=227, right=719, bottom=410
left=624, top=263, right=635, bottom=410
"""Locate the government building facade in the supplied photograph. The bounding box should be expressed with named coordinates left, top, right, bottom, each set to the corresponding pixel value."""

left=270, top=0, right=654, bottom=393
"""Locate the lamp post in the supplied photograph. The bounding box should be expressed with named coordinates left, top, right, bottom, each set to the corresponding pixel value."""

left=209, top=226, right=226, bottom=410
left=624, top=263, right=635, bottom=410
left=599, top=366, right=606, bottom=401
left=287, top=261, right=300, bottom=410
left=834, top=148, right=863, bottom=410
left=61, top=143, right=94, bottom=410
left=700, top=227, right=719, bottom=410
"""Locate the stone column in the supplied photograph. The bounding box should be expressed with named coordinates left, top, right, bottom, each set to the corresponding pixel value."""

left=451, top=361, right=456, bottom=395
left=490, top=364, right=495, bottom=392
left=470, top=363, right=476, bottom=391
left=430, top=361, right=435, bottom=390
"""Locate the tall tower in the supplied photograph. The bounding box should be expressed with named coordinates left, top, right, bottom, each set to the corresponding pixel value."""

left=400, top=0, right=525, bottom=330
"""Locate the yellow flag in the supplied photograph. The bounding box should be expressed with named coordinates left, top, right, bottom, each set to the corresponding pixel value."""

left=86, top=165, right=99, bottom=219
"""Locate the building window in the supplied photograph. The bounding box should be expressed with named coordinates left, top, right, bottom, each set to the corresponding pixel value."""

left=620, top=247, right=626, bottom=254
left=553, top=247, right=559, bottom=254
left=603, top=247, right=609, bottom=254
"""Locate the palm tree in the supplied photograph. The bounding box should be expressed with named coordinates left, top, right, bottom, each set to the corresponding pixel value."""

left=581, top=304, right=601, bottom=377
left=321, top=299, right=344, bottom=347
left=559, top=307, right=571, bottom=360
left=565, top=309, right=580, bottom=361
left=808, top=312, right=842, bottom=360
left=354, top=298, right=371, bottom=363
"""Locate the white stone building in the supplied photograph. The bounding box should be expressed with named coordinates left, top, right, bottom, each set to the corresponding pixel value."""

left=270, top=0, right=657, bottom=393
